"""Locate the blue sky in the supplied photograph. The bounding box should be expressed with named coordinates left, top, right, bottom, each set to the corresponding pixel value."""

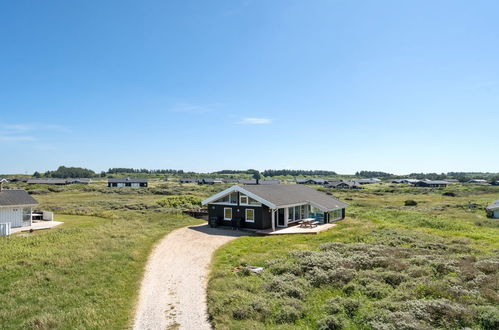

left=1, top=0, right=498, bottom=174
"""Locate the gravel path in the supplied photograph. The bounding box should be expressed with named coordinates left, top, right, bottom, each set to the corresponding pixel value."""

left=133, top=224, right=248, bottom=330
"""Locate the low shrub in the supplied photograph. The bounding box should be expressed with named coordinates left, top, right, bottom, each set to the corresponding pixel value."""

left=156, top=195, right=202, bottom=209
left=405, top=299, right=473, bottom=328
left=404, top=200, right=418, bottom=206
left=263, top=274, right=308, bottom=300
left=361, top=281, right=392, bottom=299
left=475, top=305, right=499, bottom=330
left=250, top=298, right=272, bottom=321
left=232, top=307, right=251, bottom=320
left=324, top=299, right=343, bottom=314
left=342, top=298, right=361, bottom=317
left=317, top=315, right=345, bottom=330
left=275, top=298, right=304, bottom=324
left=475, top=258, right=499, bottom=274
left=381, top=271, right=407, bottom=287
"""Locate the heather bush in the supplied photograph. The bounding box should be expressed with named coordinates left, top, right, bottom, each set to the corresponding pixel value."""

left=341, top=297, right=361, bottom=317
left=475, top=305, right=499, bottom=330
left=267, top=261, right=302, bottom=276
left=317, top=315, right=345, bottom=330
left=342, top=282, right=358, bottom=296
left=405, top=299, right=473, bottom=328
left=361, top=281, right=392, bottom=299
left=380, top=271, right=408, bottom=287
left=232, top=307, right=251, bottom=320
left=275, top=298, right=304, bottom=323
left=475, top=258, right=499, bottom=274
left=263, top=274, right=308, bottom=299
left=250, top=298, right=272, bottom=321
left=324, top=298, right=343, bottom=314
left=367, top=311, right=427, bottom=330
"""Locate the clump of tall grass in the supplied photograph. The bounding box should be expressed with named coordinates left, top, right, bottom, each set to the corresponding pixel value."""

left=156, top=195, right=202, bottom=209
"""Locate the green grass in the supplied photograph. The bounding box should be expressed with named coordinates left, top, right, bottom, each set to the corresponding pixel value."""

left=0, top=188, right=203, bottom=329
left=208, top=184, right=499, bottom=329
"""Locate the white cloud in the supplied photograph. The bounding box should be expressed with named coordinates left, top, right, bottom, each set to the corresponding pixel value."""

left=238, top=117, right=272, bottom=125
left=0, top=123, right=69, bottom=132
left=0, top=135, right=36, bottom=142
left=0, top=124, right=33, bottom=132
left=169, top=103, right=213, bottom=114
left=0, top=122, right=69, bottom=144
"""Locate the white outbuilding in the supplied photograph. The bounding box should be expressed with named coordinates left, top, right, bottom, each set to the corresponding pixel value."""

left=0, top=183, right=39, bottom=228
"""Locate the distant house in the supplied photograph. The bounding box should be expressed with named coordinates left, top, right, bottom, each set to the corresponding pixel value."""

left=357, top=178, right=381, bottom=185
left=222, top=178, right=239, bottom=184
left=108, top=178, right=148, bottom=188
left=468, top=179, right=488, bottom=184
left=296, top=178, right=327, bottom=185
left=392, top=179, right=420, bottom=184
left=9, top=178, right=28, bottom=183
left=27, top=178, right=67, bottom=185
left=202, top=184, right=348, bottom=231
left=0, top=185, right=38, bottom=228
left=197, top=178, right=223, bottom=185
left=238, top=179, right=281, bottom=185
left=413, top=180, right=448, bottom=188
left=491, top=181, right=499, bottom=186
left=179, top=178, right=198, bottom=184
left=486, top=201, right=499, bottom=219
left=261, top=179, right=281, bottom=185
left=66, top=178, right=91, bottom=185
left=326, top=180, right=361, bottom=189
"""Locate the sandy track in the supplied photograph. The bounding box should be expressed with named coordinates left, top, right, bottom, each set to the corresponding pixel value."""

left=133, top=224, right=248, bottom=330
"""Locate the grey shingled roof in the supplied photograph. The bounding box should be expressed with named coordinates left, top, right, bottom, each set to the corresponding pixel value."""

left=418, top=180, right=449, bottom=185
left=241, top=184, right=348, bottom=210
left=0, top=189, right=39, bottom=206
left=238, top=179, right=280, bottom=185
left=108, top=178, right=148, bottom=183
left=296, top=178, right=326, bottom=184
left=27, top=178, right=67, bottom=184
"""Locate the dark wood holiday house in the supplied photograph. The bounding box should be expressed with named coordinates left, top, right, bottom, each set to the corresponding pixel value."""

left=202, top=184, right=348, bottom=231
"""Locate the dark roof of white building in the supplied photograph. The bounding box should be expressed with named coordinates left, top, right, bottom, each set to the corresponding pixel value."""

left=0, top=189, right=39, bottom=206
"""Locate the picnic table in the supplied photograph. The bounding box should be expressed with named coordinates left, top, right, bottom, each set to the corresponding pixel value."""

left=299, top=218, right=319, bottom=228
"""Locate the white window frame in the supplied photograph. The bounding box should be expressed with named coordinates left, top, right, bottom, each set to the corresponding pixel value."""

left=245, top=209, right=255, bottom=223
left=240, top=195, right=249, bottom=205
left=224, top=207, right=232, bottom=220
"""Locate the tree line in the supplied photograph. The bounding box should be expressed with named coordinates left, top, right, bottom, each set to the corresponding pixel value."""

left=35, top=166, right=97, bottom=178
left=262, top=169, right=338, bottom=177
left=106, top=168, right=186, bottom=174
left=31, top=166, right=499, bottom=182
